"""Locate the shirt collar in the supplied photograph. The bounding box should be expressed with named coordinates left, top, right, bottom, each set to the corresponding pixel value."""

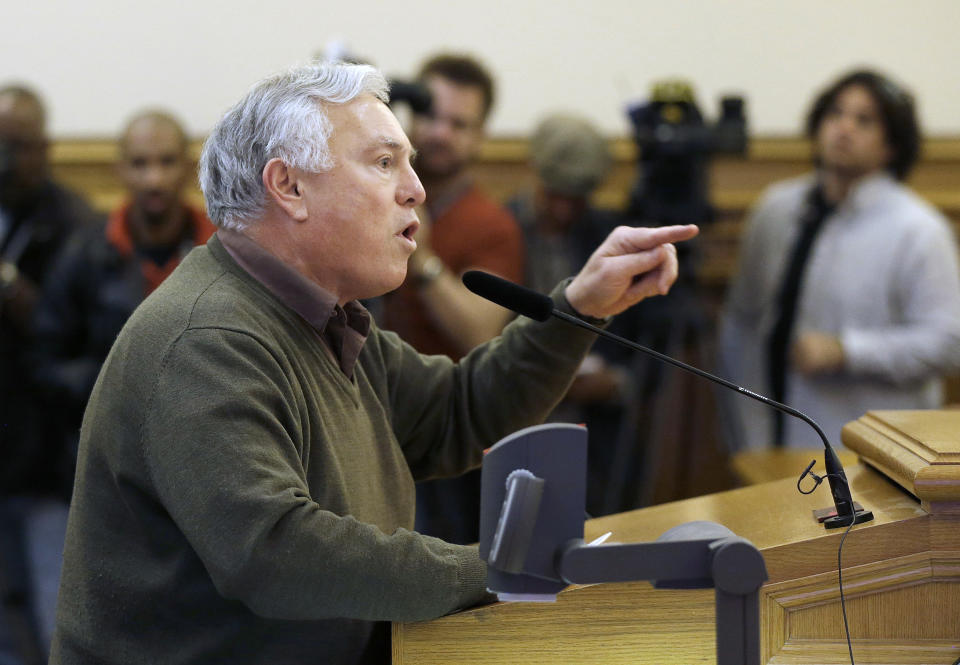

left=817, top=170, right=895, bottom=218
left=843, top=171, right=895, bottom=212
left=216, top=228, right=370, bottom=376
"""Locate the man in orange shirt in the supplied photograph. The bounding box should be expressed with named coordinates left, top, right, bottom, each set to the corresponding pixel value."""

left=32, top=109, right=215, bottom=472
left=383, top=54, right=524, bottom=543
left=383, top=53, right=524, bottom=360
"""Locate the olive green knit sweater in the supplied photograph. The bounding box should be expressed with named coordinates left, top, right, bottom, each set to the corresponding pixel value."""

left=51, top=235, right=598, bottom=664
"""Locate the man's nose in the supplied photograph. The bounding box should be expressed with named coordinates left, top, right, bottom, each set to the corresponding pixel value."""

left=836, top=112, right=857, bottom=134
left=426, top=117, right=454, bottom=142
left=144, top=164, right=166, bottom=187
left=400, top=168, right=426, bottom=206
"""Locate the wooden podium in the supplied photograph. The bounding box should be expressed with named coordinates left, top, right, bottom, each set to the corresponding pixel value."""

left=393, top=410, right=960, bottom=664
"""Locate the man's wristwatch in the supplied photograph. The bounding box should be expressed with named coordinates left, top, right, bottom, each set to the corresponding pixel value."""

left=415, top=254, right=445, bottom=287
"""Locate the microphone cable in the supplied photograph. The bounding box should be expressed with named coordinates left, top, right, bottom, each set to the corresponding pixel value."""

left=799, top=464, right=858, bottom=665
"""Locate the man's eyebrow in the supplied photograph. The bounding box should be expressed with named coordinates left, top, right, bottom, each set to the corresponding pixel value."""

left=375, top=136, right=405, bottom=150
left=373, top=135, right=417, bottom=161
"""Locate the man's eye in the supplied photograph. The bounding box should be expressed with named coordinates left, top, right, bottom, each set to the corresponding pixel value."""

left=379, top=157, right=392, bottom=169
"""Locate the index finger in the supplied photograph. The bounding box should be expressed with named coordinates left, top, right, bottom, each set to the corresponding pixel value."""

left=608, top=224, right=699, bottom=254
left=637, top=224, right=699, bottom=245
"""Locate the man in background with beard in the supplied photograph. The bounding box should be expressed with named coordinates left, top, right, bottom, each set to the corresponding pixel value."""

left=382, top=53, right=524, bottom=545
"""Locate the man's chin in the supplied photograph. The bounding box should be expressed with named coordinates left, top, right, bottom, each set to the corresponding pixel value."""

left=362, top=272, right=408, bottom=300
left=142, top=212, right=174, bottom=227
left=135, top=202, right=177, bottom=226
left=821, top=162, right=874, bottom=181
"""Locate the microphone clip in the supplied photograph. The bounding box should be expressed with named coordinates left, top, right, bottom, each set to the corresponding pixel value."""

left=796, top=459, right=825, bottom=495
left=796, top=459, right=845, bottom=495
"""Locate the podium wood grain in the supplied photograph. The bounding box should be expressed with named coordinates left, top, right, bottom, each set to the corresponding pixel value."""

left=393, top=453, right=960, bottom=664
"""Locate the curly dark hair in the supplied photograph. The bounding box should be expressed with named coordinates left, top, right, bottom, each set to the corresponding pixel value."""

left=805, top=69, right=920, bottom=181
left=417, top=53, right=495, bottom=121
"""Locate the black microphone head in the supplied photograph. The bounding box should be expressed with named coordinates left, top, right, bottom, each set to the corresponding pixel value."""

left=462, top=270, right=553, bottom=322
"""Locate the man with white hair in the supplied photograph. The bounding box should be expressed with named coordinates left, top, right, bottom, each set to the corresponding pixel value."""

left=51, top=61, right=697, bottom=665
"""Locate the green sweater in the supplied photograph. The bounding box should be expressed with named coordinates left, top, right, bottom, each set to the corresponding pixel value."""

left=51, top=235, right=599, bottom=664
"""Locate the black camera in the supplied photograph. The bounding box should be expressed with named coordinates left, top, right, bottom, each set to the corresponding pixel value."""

left=388, top=80, right=431, bottom=115
left=626, top=79, right=747, bottom=225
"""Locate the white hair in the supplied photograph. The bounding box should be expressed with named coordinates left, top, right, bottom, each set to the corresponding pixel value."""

left=198, top=61, right=389, bottom=231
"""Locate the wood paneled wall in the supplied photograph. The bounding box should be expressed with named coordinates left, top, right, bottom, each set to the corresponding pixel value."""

left=50, top=136, right=960, bottom=295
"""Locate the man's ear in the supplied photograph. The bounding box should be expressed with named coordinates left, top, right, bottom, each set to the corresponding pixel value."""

left=262, top=158, right=308, bottom=221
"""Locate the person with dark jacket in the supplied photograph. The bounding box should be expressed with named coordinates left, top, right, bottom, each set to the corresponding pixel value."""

left=0, top=84, right=99, bottom=664
left=507, top=113, right=646, bottom=515
left=31, top=109, right=214, bottom=458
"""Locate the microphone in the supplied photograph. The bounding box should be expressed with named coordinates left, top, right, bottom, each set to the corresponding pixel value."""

left=463, top=269, right=553, bottom=322
left=462, top=270, right=873, bottom=529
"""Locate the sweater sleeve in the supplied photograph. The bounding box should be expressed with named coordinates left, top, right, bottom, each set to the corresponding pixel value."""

left=139, top=326, right=488, bottom=623
left=381, top=280, right=602, bottom=480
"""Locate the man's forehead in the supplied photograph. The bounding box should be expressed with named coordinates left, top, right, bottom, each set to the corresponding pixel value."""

left=835, top=84, right=880, bottom=110
left=333, top=98, right=414, bottom=153
left=425, top=76, right=486, bottom=115
left=122, top=118, right=185, bottom=153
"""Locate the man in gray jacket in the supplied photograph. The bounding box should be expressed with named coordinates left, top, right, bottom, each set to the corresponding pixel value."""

left=51, top=61, right=697, bottom=665
left=720, top=69, right=960, bottom=450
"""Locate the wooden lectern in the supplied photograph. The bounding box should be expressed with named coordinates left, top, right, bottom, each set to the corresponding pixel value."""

left=392, top=410, right=960, bottom=664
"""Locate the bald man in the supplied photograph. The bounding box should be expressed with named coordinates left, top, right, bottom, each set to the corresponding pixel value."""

left=23, top=115, right=213, bottom=656
left=32, top=110, right=214, bottom=462
left=0, top=84, right=98, bottom=663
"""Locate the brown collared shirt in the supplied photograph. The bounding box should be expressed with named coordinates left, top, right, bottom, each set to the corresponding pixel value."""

left=218, top=228, right=369, bottom=377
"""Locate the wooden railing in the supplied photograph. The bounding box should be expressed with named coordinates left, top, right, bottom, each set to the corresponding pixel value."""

left=46, top=135, right=960, bottom=425
left=49, top=135, right=960, bottom=294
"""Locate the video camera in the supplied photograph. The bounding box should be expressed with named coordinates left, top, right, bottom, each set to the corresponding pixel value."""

left=311, top=43, right=432, bottom=116
left=626, top=79, right=747, bottom=225
left=388, top=80, right=431, bottom=115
